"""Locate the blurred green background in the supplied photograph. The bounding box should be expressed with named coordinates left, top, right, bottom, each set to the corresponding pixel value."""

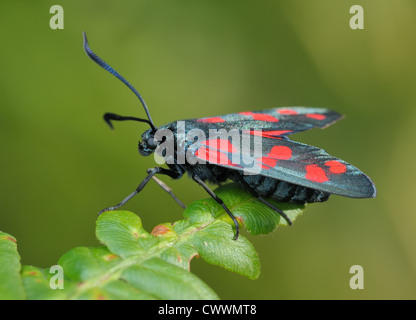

left=1, top=0, right=415, bottom=299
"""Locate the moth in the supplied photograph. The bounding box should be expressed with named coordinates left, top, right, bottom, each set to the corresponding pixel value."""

left=83, top=32, right=376, bottom=239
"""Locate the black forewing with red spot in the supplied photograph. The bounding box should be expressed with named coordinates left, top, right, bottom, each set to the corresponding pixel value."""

left=253, top=137, right=376, bottom=198
left=193, top=107, right=343, bottom=139
left=185, top=107, right=375, bottom=198
left=189, top=136, right=376, bottom=198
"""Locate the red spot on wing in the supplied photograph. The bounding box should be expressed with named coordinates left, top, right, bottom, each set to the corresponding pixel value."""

left=325, top=160, right=347, bottom=174
left=257, top=146, right=292, bottom=169
left=259, top=158, right=277, bottom=169
left=197, top=117, right=225, bottom=123
left=196, top=139, right=239, bottom=166
left=239, top=111, right=279, bottom=122
left=306, top=113, right=326, bottom=120
left=277, top=108, right=298, bottom=115
left=305, top=164, right=329, bottom=183
left=195, top=147, right=237, bottom=166
left=247, top=130, right=291, bottom=138
left=201, top=139, right=237, bottom=153
left=268, top=146, right=292, bottom=160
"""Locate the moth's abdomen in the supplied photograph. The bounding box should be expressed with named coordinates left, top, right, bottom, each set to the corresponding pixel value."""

left=233, top=173, right=330, bottom=204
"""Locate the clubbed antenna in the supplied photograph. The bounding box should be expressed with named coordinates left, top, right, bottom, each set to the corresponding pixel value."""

left=83, top=32, right=157, bottom=132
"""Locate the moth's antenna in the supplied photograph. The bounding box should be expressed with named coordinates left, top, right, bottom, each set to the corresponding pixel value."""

left=103, top=112, right=154, bottom=130
left=83, top=31, right=157, bottom=132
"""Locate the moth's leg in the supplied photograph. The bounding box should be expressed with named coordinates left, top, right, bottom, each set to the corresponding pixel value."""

left=192, top=175, right=240, bottom=240
left=233, top=174, right=292, bottom=226
left=99, top=167, right=183, bottom=214
left=151, top=176, right=186, bottom=209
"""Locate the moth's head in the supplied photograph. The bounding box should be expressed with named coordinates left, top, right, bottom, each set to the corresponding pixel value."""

left=139, top=129, right=157, bottom=156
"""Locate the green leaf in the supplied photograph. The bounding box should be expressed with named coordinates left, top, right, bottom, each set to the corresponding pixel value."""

left=0, top=233, right=25, bottom=299
left=76, top=280, right=155, bottom=300
left=21, top=265, right=68, bottom=300
left=122, top=257, right=217, bottom=299
left=184, top=183, right=305, bottom=234
left=190, top=220, right=260, bottom=279
left=96, top=209, right=260, bottom=281
left=1, top=182, right=307, bottom=299
left=58, top=246, right=157, bottom=300
left=95, top=211, right=159, bottom=258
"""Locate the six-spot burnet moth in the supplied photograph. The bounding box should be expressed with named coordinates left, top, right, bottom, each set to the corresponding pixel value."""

left=83, top=32, right=376, bottom=240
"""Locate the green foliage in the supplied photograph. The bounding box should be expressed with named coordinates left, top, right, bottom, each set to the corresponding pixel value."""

left=0, top=184, right=305, bottom=300
left=0, top=233, right=25, bottom=299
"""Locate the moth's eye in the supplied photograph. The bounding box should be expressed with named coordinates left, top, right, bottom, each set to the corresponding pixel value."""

left=147, top=137, right=156, bottom=148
